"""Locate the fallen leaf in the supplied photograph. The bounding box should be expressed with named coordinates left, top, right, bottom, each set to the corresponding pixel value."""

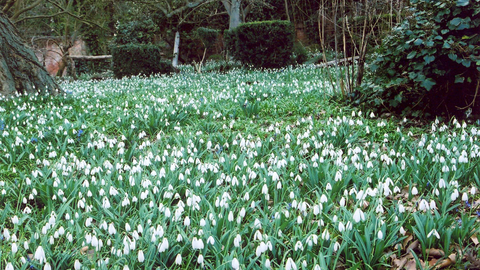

left=471, top=234, right=479, bottom=245
left=405, top=259, right=417, bottom=270
left=407, top=240, right=419, bottom=252
left=426, top=248, right=444, bottom=258
left=434, top=257, right=455, bottom=269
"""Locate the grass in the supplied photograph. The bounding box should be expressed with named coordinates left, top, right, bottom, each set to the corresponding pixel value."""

left=0, top=64, right=479, bottom=270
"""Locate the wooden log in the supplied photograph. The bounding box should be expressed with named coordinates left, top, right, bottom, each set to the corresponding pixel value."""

left=318, top=56, right=360, bottom=67
left=68, top=55, right=112, bottom=60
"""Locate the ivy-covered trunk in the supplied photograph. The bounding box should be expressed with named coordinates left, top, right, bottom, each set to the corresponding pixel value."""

left=0, top=12, right=61, bottom=97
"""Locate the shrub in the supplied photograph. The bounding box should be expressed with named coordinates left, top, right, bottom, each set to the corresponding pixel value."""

left=111, top=44, right=174, bottom=78
left=362, top=0, right=480, bottom=118
left=225, top=21, right=295, bottom=68
left=293, top=41, right=309, bottom=65
left=196, top=27, right=219, bottom=49
left=113, top=18, right=159, bottom=45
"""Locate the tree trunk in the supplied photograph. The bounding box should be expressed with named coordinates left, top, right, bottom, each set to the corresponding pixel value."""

left=0, top=12, right=60, bottom=97
left=222, top=0, right=242, bottom=30
left=172, top=30, right=180, bottom=67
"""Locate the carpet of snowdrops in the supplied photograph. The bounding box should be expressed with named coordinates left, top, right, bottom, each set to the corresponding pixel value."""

left=0, top=65, right=479, bottom=270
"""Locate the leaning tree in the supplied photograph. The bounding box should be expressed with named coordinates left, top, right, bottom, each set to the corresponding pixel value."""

left=0, top=12, right=60, bottom=96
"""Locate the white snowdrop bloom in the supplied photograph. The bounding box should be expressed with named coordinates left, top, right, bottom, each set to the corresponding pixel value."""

left=228, top=211, right=234, bottom=222
left=430, top=200, right=437, bottom=210
left=158, top=238, right=169, bottom=253
left=175, top=254, right=182, bottom=265
left=411, top=187, right=418, bottom=195
left=377, top=230, right=384, bottom=240
left=418, top=199, right=429, bottom=211
left=184, top=216, right=191, bottom=226
left=108, top=223, right=116, bottom=235
left=234, top=234, right=242, bottom=247
left=285, top=257, right=297, bottom=270
left=462, top=192, right=468, bottom=201
left=338, top=222, right=345, bottom=232
left=322, top=229, right=330, bottom=240
left=297, top=216, right=303, bottom=224
left=192, top=237, right=204, bottom=250
left=313, top=204, right=321, bottom=215
left=265, top=259, right=271, bottom=268
left=200, top=219, right=207, bottom=227
left=294, top=241, right=303, bottom=251
left=34, top=246, right=46, bottom=264
left=197, top=255, right=204, bottom=264
left=11, top=243, right=18, bottom=254
left=320, top=194, right=328, bottom=203
left=353, top=208, right=365, bottom=223
left=339, top=197, right=346, bottom=207
left=427, top=229, right=440, bottom=239
left=123, top=266, right=129, bottom=270
left=125, top=223, right=131, bottom=232
left=400, top=227, right=406, bottom=236
left=207, top=236, right=215, bottom=245
left=6, top=263, right=14, bottom=270
left=11, top=216, right=19, bottom=225
left=398, top=203, right=405, bottom=213
left=138, top=250, right=145, bottom=263
left=177, top=234, right=183, bottom=242
left=254, top=218, right=262, bottom=228
left=471, top=186, right=477, bottom=195
left=451, top=189, right=459, bottom=201
left=232, top=258, right=240, bottom=270
left=438, top=179, right=446, bottom=189
left=3, top=229, right=10, bottom=241
left=44, top=263, right=52, bottom=270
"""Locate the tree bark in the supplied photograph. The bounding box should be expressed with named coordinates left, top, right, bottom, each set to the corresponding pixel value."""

left=0, top=12, right=61, bottom=97
left=172, top=30, right=180, bottom=67
left=222, top=0, right=242, bottom=29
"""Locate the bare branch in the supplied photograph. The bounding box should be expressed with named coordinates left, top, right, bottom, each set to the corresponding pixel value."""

left=10, top=0, right=43, bottom=21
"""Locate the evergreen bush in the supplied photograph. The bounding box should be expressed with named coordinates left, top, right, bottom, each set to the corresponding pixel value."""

left=361, top=0, right=480, bottom=118
left=111, top=44, right=174, bottom=78
left=225, top=21, right=295, bottom=68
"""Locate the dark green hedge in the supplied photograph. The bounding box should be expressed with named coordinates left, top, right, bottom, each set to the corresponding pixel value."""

left=111, top=44, right=174, bottom=78
left=225, top=21, right=295, bottom=68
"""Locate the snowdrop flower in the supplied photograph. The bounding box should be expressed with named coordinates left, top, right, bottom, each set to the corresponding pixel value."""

left=207, top=236, right=215, bottom=245
left=438, top=179, right=446, bottom=189
left=138, top=250, right=145, bottom=263
left=377, top=230, right=384, bottom=240
left=234, top=234, right=242, bottom=247
left=108, top=223, right=116, bottom=235
left=175, top=254, right=182, bottom=265
left=232, top=258, right=240, bottom=270
left=34, top=246, right=46, bottom=264
left=418, top=199, right=429, bottom=211
left=411, top=187, right=418, bottom=195
left=197, top=254, right=204, bottom=264
left=294, top=241, right=303, bottom=251
left=285, top=257, right=297, bottom=270
left=192, top=237, right=204, bottom=250
left=353, top=208, right=365, bottom=223
left=158, top=238, right=169, bottom=253
left=6, top=263, right=13, bottom=270
left=44, top=263, right=52, bottom=270
left=427, top=229, right=440, bottom=239
left=265, top=259, right=271, bottom=268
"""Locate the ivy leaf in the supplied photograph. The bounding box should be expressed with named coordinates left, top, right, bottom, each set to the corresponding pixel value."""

left=421, top=78, right=436, bottom=91
left=448, top=53, right=458, bottom=61
left=450, top=17, right=462, bottom=27
left=455, top=76, right=465, bottom=83
left=414, top=38, right=424, bottom=46
left=407, top=51, right=417, bottom=59
left=456, top=0, right=469, bottom=6
left=424, top=55, right=435, bottom=64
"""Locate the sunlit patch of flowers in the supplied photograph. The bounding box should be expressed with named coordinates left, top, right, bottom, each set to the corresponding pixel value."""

left=0, top=65, right=479, bottom=269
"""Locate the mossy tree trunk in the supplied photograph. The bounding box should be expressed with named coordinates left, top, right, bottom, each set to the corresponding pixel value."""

left=0, top=12, right=61, bottom=97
